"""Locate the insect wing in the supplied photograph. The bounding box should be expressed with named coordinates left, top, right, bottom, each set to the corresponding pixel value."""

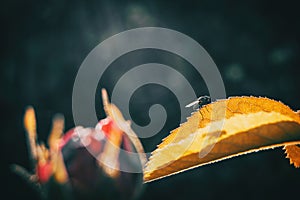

left=185, top=100, right=199, bottom=108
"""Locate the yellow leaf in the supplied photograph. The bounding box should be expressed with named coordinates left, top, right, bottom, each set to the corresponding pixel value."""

left=24, top=106, right=38, bottom=162
left=143, top=96, right=300, bottom=182
left=101, top=89, right=147, bottom=167
left=52, top=151, right=68, bottom=183
left=48, top=114, right=65, bottom=151
left=284, top=145, right=300, bottom=168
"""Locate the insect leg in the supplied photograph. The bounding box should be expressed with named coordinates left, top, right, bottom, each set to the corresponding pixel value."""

left=198, top=109, right=204, bottom=120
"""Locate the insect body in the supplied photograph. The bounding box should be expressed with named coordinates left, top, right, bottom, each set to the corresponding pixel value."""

left=185, top=95, right=211, bottom=110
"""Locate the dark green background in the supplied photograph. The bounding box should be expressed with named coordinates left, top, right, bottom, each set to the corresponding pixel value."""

left=1, top=0, right=300, bottom=199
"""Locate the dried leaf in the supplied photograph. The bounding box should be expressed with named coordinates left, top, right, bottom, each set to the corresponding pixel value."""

left=143, top=96, right=300, bottom=182
left=284, top=145, right=300, bottom=168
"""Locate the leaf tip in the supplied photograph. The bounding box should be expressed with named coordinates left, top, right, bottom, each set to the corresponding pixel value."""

left=284, top=145, right=300, bottom=168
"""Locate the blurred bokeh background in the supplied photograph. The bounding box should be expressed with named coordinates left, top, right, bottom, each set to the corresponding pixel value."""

left=1, top=0, right=300, bottom=199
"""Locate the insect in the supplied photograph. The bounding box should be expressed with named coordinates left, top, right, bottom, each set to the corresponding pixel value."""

left=185, top=95, right=211, bottom=110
